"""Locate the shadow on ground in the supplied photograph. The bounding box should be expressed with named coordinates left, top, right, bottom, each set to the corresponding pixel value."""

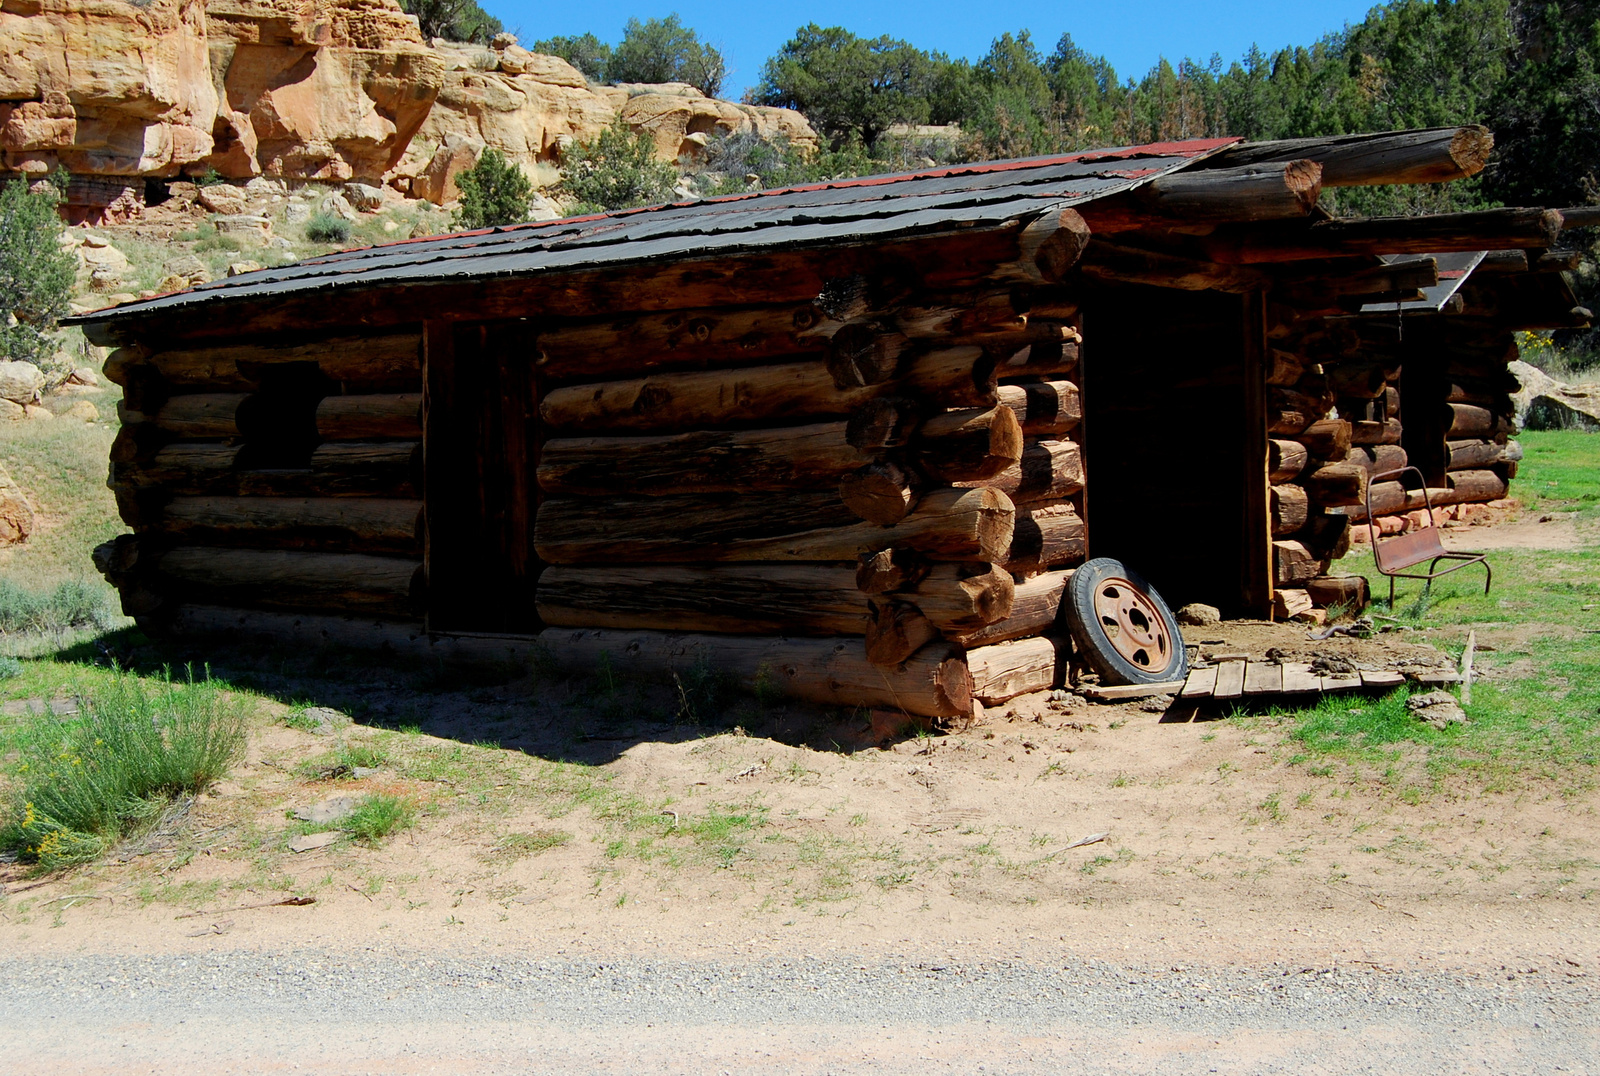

left=34, top=626, right=902, bottom=765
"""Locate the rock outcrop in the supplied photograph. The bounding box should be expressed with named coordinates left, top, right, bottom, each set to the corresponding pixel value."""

left=1509, top=360, right=1600, bottom=432
left=0, top=0, right=817, bottom=215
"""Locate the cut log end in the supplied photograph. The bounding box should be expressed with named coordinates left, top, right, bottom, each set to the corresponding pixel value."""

left=1449, top=126, right=1494, bottom=177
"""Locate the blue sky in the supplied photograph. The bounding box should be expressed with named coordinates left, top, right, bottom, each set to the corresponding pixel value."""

left=486, top=0, right=1382, bottom=97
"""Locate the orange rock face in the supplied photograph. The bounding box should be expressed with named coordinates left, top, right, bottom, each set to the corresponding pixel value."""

left=0, top=0, right=818, bottom=196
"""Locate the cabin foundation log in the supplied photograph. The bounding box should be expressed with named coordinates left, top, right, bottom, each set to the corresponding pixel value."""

left=535, top=565, right=870, bottom=635
left=536, top=629, right=973, bottom=719
left=966, top=635, right=1066, bottom=703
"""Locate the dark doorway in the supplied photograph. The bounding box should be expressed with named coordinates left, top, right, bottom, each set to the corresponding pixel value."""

left=422, top=319, right=541, bottom=634
left=1080, top=284, right=1270, bottom=617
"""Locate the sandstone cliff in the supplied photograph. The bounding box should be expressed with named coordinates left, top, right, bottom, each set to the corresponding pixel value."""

left=0, top=0, right=816, bottom=215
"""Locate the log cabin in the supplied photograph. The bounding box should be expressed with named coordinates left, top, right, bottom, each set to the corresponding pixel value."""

left=70, top=126, right=1591, bottom=720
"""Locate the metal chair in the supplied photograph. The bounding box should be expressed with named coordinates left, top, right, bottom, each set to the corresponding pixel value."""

left=1366, top=466, right=1492, bottom=606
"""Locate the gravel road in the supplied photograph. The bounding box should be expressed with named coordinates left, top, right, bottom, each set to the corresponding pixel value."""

left=3, top=949, right=1594, bottom=1074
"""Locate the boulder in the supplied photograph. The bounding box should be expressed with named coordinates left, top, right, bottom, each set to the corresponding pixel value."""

left=161, top=254, right=210, bottom=287
left=60, top=399, right=98, bottom=422
left=24, top=403, right=53, bottom=421
left=226, top=260, right=263, bottom=276
left=343, top=181, right=386, bottom=210
left=1509, top=360, right=1600, bottom=432
left=213, top=213, right=273, bottom=239
left=1175, top=603, right=1221, bottom=627
left=0, top=464, right=33, bottom=544
left=197, top=183, right=249, bottom=214
left=0, top=360, right=45, bottom=404
left=0, top=398, right=24, bottom=422
left=1407, top=689, right=1466, bottom=729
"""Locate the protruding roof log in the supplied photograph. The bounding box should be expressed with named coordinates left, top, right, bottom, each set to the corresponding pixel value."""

left=1208, top=207, right=1562, bottom=264
left=1207, top=126, right=1493, bottom=187
left=1133, top=160, right=1322, bottom=222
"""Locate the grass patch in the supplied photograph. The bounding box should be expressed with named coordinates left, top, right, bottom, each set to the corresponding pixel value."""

left=1515, top=430, right=1600, bottom=517
left=304, top=211, right=352, bottom=244
left=0, top=668, right=248, bottom=869
left=485, top=828, right=571, bottom=862
left=344, top=794, right=415, bottom=844
left=0, top=578, right=115, bottom=635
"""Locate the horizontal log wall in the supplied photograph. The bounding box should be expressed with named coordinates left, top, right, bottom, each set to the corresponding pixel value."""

left=99, top=243, right=1092, bottom=719
left=98, top=330, right=426, bottom=626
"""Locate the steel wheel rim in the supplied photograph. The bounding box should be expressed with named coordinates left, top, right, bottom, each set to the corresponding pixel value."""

left=1090, top=576, right=1172, bottom=672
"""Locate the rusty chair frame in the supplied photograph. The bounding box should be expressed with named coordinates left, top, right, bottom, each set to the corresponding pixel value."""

left=1365, top=466, right=1492, bottom=606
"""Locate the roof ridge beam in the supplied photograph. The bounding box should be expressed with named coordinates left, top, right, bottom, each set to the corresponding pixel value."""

left=1203, top=126, right=1493, bottom=187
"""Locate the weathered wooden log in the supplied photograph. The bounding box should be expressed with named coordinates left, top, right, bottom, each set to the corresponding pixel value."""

left=1266, top=350, right=1307, bottom=387
left=1350, top=417, right=1403, bottom=445
left=1002, top=500, right=1086, bottom=575
left=1080, top=240, right=1268, bottom=293
left=1273, top=540, right=1324, bottom=585
left=839, top=461, right=922, bottom=525
left=1271, top=483, right=1310, bottom=535
left=535, top=629, right=972, bottom=719
left=1212, top=207, right=1563, bottom=264
left=1346, top=444, right=1408, bottom=477
left=534, top=565, right=869, bottom=635
left=825, top=322, right=910, bottom=388
left=1272, top=385, right=1333, bottom=419
left=1303, top=462, right=1368, bottom=507
left=1447, top=439, right=1518, bottom=471
left=537, top=347, right=995, bottom=433
left=856, top=547, right=931, bottom=595
left=865, top=599, right=939, bottom=666
left=1269, top=409, right=1312, bottom=436
left=1446, top=469, right=1509, bottom=502
left=534, top=303, right=831, bottom=379
left=158, top=497, right=424, bottom=553
left=1214, top=126, right=1492, bottom=187
left=1561, top=206, right=1600, bottom=230
left=110, top=333, right=421, bottom=388
left=537, top=422, right=866, bottom=495
left=150, top=393, right=249, bottom=438
left=995, top=207, right=1092, bottom=284
left=894, top=291, right=1026, bottom=339
left=1298, top=513, right=1352, bottom=561
left=916, top=405, right=1023, bottom=482
left=1306, top=575, right=1371, bottom=610
left=1269, top=439, right=1309, bottom=482
left=1346, top=481, right=1449, bottom=520
left=534, top=487, right=1015, bottom=565
left=316, top=394, right=421, bottom=440
left=966, top=636, right=1066, bottom=704
left=957, top=439, right=1083, bottom=506
left=300, top=442, right=423, bottom=497
left=116, top=442, right=240, bottom=490
left=890, top=563, right=1014, bottom=633
left=156, top=547, right=422, bottom=615
left=1327, top=362, right=1389, bottom=400
left=995, top=379, right=1081, bottom=436
left=1134, top=160, right=1322, bottom=221
left=994, top=333, right=1081, bottom=379
left=1273, top=588, right=1315, bottom=621
left=948, top=570, right=1069, bottom=648
left=1447, top=403, right=1510, bottom=439
left=846, top=397, right=921, bottom=451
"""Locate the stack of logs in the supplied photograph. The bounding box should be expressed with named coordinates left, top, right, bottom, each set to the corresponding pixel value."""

left=1263, top=329, right=1371, bottom=620
left=97, top=332, right=427, bottom=620
left=531, top=287, right=1091, bottom=720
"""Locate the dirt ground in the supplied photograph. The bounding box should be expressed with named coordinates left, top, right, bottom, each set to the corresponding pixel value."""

left=3, top=513, right=1597, bottom=989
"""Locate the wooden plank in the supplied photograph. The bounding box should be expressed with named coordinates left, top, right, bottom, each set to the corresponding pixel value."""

left=1461, top=630, right=1476, bottom=705
left=1213, top=660, right=1246, bottom=699
left=1362, top=669, right=1408, bottom=689
left=1243, top=662, right=1283, bottom=695
left=1321, top=671, right=1362, bottom=692
left=1081, top=679, right=1187, bottom=702
left=1181, top=666, right=1219, bottom=699
left=1280, top=662, right=1321, bottom=694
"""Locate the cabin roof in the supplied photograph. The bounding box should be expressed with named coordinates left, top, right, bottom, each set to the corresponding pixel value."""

left=67, top=137, right=1241, bottom=326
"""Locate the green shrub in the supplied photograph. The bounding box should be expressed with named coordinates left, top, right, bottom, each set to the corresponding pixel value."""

left=0, top=656, right=21, bottom=680
left=0, top=579, right=115, bottom=635
left=557, top=119, right=677, bottom=213
left=610, top=15, right=726, bottom=97
left=1, top=669, right=249, bottom=869
left=0, top=177, right=75, bottom=365
left=305, top=211, right=353, bottom=244
left=344, top=793, right=415, bottom=843
left=453, top=148, right=533, bottom=229
left=532, top=32, right=611, bottom=81
left=398, top=0, right=501, bottom=44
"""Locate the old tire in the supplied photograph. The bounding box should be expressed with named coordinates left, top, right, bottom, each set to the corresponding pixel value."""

left=1063, top=558, right=1188, bottom=686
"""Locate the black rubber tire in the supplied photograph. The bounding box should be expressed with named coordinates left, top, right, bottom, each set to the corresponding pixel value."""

left=1062, top=558, right=1189, bottom=686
